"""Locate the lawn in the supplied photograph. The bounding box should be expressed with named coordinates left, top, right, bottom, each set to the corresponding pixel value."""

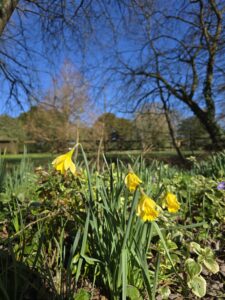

left=2, top=149, right=207, bottom=169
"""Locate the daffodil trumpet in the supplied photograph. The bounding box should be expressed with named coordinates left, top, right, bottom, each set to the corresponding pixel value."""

left=136, top=190, right=161, bottom=222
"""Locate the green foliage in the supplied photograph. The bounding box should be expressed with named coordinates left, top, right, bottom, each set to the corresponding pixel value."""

left=185, top=242, right=219, bottom=298
left=178, top=116, right=210, bottom=150
left=187, top=275, right=206, bottom=298
left=192, top=150, right=225, bottom=178
left=0, top=149, right=224, bottom=299
left=93, top=112, right=136, bottom=150
left=0, top=154, right=38, bottom=225
left=20, top=105, right=72, bottom=152
left=135, top=104, right=172, bottom=150
left=126, top=285, right=143, bottom=300
left=185, top=258, right=202, bottom=278
left=0, top=114, right=26, bottom=141
left=74, top=289, right=90, bottom=300
left=158, top=286, right=171, bottom=299
left=0, top=154, right=88, bottom=299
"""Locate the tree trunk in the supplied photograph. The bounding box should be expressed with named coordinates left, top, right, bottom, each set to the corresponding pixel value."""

left=156, top=77, right=186, bottom=162
left=162, top=101, right=186, bottom=163
left=0, top=0, right=19, bottom=36
left=198, top=113, right=225, bottom=150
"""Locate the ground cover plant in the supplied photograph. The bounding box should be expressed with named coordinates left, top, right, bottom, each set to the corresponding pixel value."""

left=0, top=148, right=224, bottom=300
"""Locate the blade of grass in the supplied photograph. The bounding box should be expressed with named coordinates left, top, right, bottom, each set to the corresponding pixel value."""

left=122, top=189, right=140, bottom=249
left=75, top=209, right=90, bottom=284
left=122, top=248, right=128, bottom=300
left=152, top=253, right=161, bottom=299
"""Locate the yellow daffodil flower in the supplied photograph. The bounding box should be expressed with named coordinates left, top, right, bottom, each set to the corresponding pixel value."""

left=125, top=172, right=142, bottom=192
left=52, top=148, right=76, bottom=175
left=164, top=192, right=180, bottom=213
left=137, top=193, right=160, bottom=222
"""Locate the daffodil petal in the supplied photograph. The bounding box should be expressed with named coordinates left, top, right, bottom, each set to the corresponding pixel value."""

left=52, top=154, right=67, bottom=165
left=69, top=162, right=76, bottom=175
left=55, top=161, right=65, bottom=174
left=125, top=172, right=142, bottom=192
left=64, top=157, right=72, bottom=171
left=137, top=193, right=160, bottom=222
left=52, top=148, right=76, bottom=175
left=164, top=192, right=180, bottom=213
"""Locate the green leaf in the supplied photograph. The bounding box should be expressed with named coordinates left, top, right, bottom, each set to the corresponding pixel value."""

left=160, top=286, right=171, bottom=299
left=122, top=249, right=128, bottom=300
left=185, top=258, right=202, bottom=279
left=71, top=253, right=80, bottom=265
left=126, top=285, right=143, bottom=300
left=74, top=289, right=90, bottom=300
left=201, top=247, right=214, bottom=258
left=188, top=275, right=206, bottom=298
left=189, top=242, right=202, bottom=255
left=167, top=240, right=177, bottom=250
left=203, top=258, right=219, bottom=274
left=82, top=254, right=101, bottom=265
left=205, top=192, right=217, bottom=202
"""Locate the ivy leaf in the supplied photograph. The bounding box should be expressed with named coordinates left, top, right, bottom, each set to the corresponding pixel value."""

left=203, top=258, right=219, bottom=274
left=188, top=275, right=206, bottom=298
left=189, top=242, right=202, bottom=255
left=185, top=258, right=202, bottom=279
left=160, top=286, right=171, bottom=299
left=126, top=285, right=143, bottom=300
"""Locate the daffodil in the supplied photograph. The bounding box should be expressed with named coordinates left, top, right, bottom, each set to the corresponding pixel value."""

left=137, top=193, right=160, bottom=222
left=125, top=172, right=142, bottom=192
left=163, top=192, right=180, bottom=213
left=52, top=148, right=76, bottom=175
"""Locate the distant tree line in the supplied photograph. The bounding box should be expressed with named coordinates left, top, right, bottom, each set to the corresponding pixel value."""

left=0, top=60, right=224, bottom=154
left=1, top=104, right=224, bottom=154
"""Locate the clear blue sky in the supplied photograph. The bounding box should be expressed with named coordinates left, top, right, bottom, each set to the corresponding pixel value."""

left=0, top=0, right=223, bottom=122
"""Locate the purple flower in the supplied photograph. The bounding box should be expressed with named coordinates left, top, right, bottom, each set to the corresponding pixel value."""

left=217, top=181, right=225, bottom=191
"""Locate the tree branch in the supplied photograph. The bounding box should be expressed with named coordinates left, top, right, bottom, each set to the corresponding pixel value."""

left=0, top=0, right=19, bottom=36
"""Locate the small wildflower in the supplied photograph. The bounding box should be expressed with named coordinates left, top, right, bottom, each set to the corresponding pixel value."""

left=163, top=192, right=180, bottom=213
left=52, top=148, right=76, bottom=175
left=137, top=192, right=160, bottom=222
left=125, top=172, right=142, bottom=192
left=217, top=181, right=225, bottom=191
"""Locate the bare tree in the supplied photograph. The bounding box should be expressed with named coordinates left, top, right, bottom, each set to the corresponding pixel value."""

left=125, top=1, right=225, bottom=149
left=0, top=0, right=89, bottom=110
left=0, top=0, right=19, bottom=36
left=1, top=0, right=225, bottom=152
left=21, top=61, right=89, bottom=151
left=74, top=0, right=225, bottom=149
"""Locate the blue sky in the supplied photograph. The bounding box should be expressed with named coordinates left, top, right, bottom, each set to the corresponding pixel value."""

left=0, top=0, right=224, bottom=122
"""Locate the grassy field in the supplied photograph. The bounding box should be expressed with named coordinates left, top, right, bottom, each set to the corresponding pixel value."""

left=2, top=150, right=208, bottom=168
left=2, top=153, right=54, bottom=159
